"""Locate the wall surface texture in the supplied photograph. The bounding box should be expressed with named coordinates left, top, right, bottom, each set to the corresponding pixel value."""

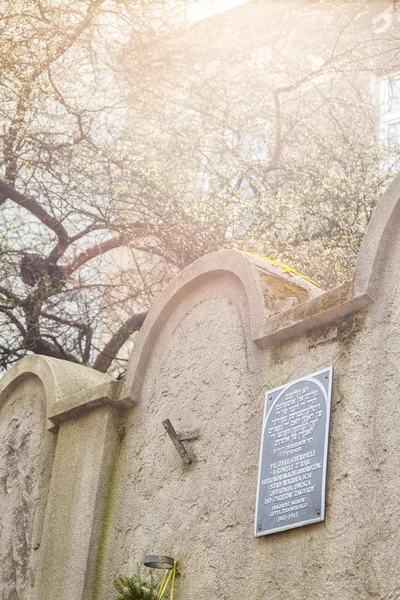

left=2, top=174, right=400, bottom=600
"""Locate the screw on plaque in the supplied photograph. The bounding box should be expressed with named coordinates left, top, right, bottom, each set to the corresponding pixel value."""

left=162, top=419, right=200, bottom=465
left=258, top=525, right=262, bottom=531
left=317, top=509, right=320, bottom=515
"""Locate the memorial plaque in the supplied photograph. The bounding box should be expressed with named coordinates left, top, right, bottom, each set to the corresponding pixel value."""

left=254, top=366, right=333, bottom=536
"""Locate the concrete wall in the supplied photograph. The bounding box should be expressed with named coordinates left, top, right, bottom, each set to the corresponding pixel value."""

left=0, top=375, right=54, bottom=600
left=3, top=174, right=400, bottom=599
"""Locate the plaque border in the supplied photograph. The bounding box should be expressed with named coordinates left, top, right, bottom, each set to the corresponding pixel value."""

left=254, top=365, right=334, bottom=537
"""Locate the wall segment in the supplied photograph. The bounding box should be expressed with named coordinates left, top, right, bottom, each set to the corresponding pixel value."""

left=2, top=173, right=400, bottom=599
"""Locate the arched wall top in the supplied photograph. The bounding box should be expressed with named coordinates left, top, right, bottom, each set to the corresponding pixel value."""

left=0, top=355, right=113, bottom=431
left=126, top=249, right=320, bottom=400
left=355, top=171, right=400, bottom=299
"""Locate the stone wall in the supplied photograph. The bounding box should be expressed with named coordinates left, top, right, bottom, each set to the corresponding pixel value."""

left=2, top=174, right=400, bottom=599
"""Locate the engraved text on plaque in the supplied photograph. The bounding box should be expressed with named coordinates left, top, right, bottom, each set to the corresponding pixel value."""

left=254, top=367, right=333, bottom=536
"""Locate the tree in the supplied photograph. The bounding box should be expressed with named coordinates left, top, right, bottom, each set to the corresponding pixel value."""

left=0, top=0, right=191, bottom=373
left=121, top=0, right=400, bottom=288
left=1, top=0, right=400, bottom=374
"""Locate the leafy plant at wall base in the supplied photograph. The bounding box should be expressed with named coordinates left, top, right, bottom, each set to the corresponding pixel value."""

left=113, top=565, right=157, bottom=600
left=113, top=563, right=177, bottom=600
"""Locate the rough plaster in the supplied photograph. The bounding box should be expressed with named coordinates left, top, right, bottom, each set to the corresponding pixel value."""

left=33, top=406, right=121, bottom=600
left=3, top=174, right=400, bottom=599
left=100, top=294, right=376, bottom=600
left=0, top=356, right=119, bottom=600
left=100, top=274, right=265, bottom=598
left=0, top=376, right=55, bottom=600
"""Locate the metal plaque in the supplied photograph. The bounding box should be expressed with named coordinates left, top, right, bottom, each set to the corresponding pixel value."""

left=254, top=366, right=333, bottom=537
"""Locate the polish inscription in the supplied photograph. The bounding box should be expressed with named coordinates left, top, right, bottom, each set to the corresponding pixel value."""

left=255, top=367, right=333, bottom=536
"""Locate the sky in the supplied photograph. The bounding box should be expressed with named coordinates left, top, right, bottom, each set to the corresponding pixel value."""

left=187, top=0, right=249, bottom=22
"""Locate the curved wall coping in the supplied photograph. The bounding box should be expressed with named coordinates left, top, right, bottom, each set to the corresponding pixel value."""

left=354, top=171, right=400, bottom=299
left=254, top=172, right=400, bottom=346
left=125, top=249, right=320, bottom=399
left=0, top=355, right=129, bottom=432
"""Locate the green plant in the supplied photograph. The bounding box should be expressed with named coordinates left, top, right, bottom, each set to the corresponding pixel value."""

left=113, top=565, right=157, bottom=600
left=113, top=563, right=177, bottom=600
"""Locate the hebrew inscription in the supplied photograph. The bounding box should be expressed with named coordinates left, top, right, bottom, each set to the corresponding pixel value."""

left=255, top=367, right=333, bottom=536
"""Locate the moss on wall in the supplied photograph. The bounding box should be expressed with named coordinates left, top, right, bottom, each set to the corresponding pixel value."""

left=91, top=411, right=130, bottom=600
left=261, top=273, right=310, bottom=311
left=306, top=313, right=367, bottom=351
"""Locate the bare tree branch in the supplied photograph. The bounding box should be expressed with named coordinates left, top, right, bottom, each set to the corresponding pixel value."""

left=64, top=233, right=129, bottom=276
left=0, top=179, right=69, bottom=247
left=92, top=312, right=147, bottom=373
